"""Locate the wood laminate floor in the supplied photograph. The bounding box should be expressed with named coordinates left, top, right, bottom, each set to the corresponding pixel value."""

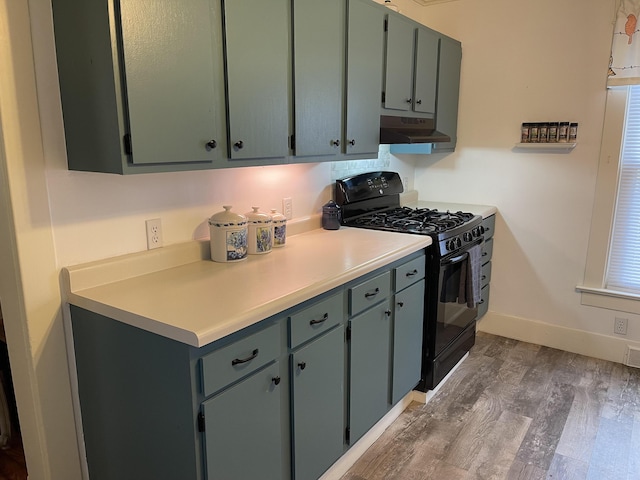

left=341, top=332, right=640, bottom=480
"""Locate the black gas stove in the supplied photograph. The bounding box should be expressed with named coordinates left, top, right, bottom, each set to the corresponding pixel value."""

left=336, top=172, right=483, bottom=256
left=335, top=171, right=483, bottom=391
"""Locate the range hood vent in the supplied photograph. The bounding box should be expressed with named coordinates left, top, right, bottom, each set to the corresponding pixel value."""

left=379, top=115, right=451, bottom=144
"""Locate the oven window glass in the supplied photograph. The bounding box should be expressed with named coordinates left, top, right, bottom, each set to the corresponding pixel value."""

left=435, top=251, right=478, bottom=356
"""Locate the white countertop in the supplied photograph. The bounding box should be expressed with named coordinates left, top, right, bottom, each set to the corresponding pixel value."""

left=63, top=227, right=431, bottom=348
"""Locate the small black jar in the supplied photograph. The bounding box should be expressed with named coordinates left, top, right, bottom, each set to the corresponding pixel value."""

left=322, top=200, right=341, bottom=230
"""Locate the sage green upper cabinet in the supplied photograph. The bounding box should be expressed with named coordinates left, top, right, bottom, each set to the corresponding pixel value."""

left=345, top=0, right=385, bottom=155
left=383, top=15, right=439, bottom=116
left=431, top=35, right=462, bottom=153
left=52, top=0, right=227, bottom=174
left=413, top=27, right=439, bottom=115
left=292, top=0, right=344, bottom=158
left=383, top=15, right=415, bottom=111
left=223, top=0, right=290, bottom=161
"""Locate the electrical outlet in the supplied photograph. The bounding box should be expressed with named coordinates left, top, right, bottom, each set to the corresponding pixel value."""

left=145, top=218, right=163, bottom=250
left=283, top=197, right=293, bottom=220
left=614, top=317, right=628, bottom=335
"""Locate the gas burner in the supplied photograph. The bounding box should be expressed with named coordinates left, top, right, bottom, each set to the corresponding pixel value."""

left=351, top=207, right=476, bottom=236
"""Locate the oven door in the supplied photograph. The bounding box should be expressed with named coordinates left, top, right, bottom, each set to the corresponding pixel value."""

left=434, top=247, right=479, bottom=357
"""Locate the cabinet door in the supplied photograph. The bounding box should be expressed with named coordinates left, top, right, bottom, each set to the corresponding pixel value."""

left=293, top=0, right=344, bottom=157
left=224, top=0, right=290, bottom=160
left=345, top=0, right=385, bottom=155
left=383, top=14, right=414, bottom=111
left=292, top=327, right=345, bottom=480
left=119, top=0, right=224, bottom=165
left=202, top=361, right=285, bottom=480
left=413, top=28, right=439, bottom=115
left=349, top=300, right=391, bottom=443
left=431, top=35, right=462, bottom=153
left=392, top=280, right=425, bottom=404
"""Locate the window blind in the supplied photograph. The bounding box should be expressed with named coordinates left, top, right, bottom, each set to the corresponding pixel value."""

left=607, top=85, right=640, bottom=293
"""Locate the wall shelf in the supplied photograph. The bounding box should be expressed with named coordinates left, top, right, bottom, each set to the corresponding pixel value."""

left=514, top=142, right=576, bottom=152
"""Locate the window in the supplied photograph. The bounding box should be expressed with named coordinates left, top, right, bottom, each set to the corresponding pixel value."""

left=578, top=86, right=640, bottom=314
left=606, top=85, right=640, bottom=294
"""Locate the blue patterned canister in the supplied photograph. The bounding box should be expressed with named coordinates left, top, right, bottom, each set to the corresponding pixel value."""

left=208, top=206, right=248, bottom=263
left=270, top=209, right=287, bottom=247
left=245, top=207, right=273, bottom=255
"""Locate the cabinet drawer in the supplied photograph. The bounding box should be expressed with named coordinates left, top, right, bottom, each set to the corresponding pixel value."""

left=481, top=237, right=493, bottom=264
left=201, top=323, right=281, bottom=397
left=481, top=261, right=492, bottom=287
left=289, top=292, right=344, bottom=348
left=477, top=284, right=490, bottom=319
left=394, top=254, right=426, bottom=292
left=482, top=215, right=495, bottom=241
left=349, top=271, right=391, bottom=316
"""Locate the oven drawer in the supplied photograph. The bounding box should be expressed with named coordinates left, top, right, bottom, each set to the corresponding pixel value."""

left=481, top=237, right=493, bottom=263
left=349, top=271, right=391, bottom=316
left=288, top=291, right=344, bottom=348
left=481, top=261, right=492, bottom=287
left=394, top=254, right=426, bottom=292
left=482, top=215, right=495, bottom=241
left=200, top=322, right=281, bottom=397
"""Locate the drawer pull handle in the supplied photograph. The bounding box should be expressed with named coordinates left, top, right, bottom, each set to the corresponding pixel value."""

left=482, top=252, right=488, bottom=257
left=309, top=313, right=328, bottom=326
left=481, top=275, right=487, bottom=280
left=298, top=362, right=306, bottom=370
left=479, top=299, right=485, bottom=305
left=385, top=310, right=392, bottom=317
left=406, top=269, right=418, bottom=277
left=397, top=302, right=404, bottom=308
left=365, top=288, right=380, bottom=298
left=231, top=348, right=259, bottom=366
left=272, top=376, right=281, bottom=386
left=205, top=140, right=217, bottom=151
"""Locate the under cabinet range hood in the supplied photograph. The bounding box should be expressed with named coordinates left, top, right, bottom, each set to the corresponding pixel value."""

left=379, top=115, right=451, bottom=144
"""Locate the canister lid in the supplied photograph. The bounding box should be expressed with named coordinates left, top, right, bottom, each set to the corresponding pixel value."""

left=208, top=206, right=247, bottom=227
left=245, top=207, right=272, bottom=224
left=270, top=209, right=287, bottom=224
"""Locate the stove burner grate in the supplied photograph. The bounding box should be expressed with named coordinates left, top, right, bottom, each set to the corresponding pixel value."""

left=352, top=207, right=475, bottom=234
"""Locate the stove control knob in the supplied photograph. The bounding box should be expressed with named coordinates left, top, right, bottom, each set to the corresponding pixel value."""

left=463, top=232, right=473, bottom=242
left=456, top=237, right=462, bottom=248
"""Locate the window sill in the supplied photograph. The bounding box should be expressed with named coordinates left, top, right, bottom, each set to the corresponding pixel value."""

left=576, top=285, right=640, bottom=315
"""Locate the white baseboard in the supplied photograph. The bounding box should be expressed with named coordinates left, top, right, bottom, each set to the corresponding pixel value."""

left=477, top=311, right=640, bottom=365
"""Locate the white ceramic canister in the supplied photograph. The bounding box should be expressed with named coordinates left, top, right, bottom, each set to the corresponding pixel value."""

left=270, top=209, right=287, bottom=247
left=208, top=206, right=248, bottom=263
left=245, top=207, right=273, bottom=254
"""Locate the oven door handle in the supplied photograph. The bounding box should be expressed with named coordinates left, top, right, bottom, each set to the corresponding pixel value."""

left=442, top=252, right=468, bottom=266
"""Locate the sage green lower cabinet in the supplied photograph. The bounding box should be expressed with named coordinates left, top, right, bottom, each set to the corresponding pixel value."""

left=348, top=300, right=392, bottom=443
left=391, top=279, right=425, bottom=404
left=477, top=214, right=496, bottom=319
left=69, top=250, right=428, bottom=480
left=202, top=362, right=286, bottom=480
left=291, top=326, right=345, bottom=480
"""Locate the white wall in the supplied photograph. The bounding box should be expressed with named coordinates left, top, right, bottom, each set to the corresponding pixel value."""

left=395, top=0, right=640, bottom=354
left=3, top=0, right=630, bottom=477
